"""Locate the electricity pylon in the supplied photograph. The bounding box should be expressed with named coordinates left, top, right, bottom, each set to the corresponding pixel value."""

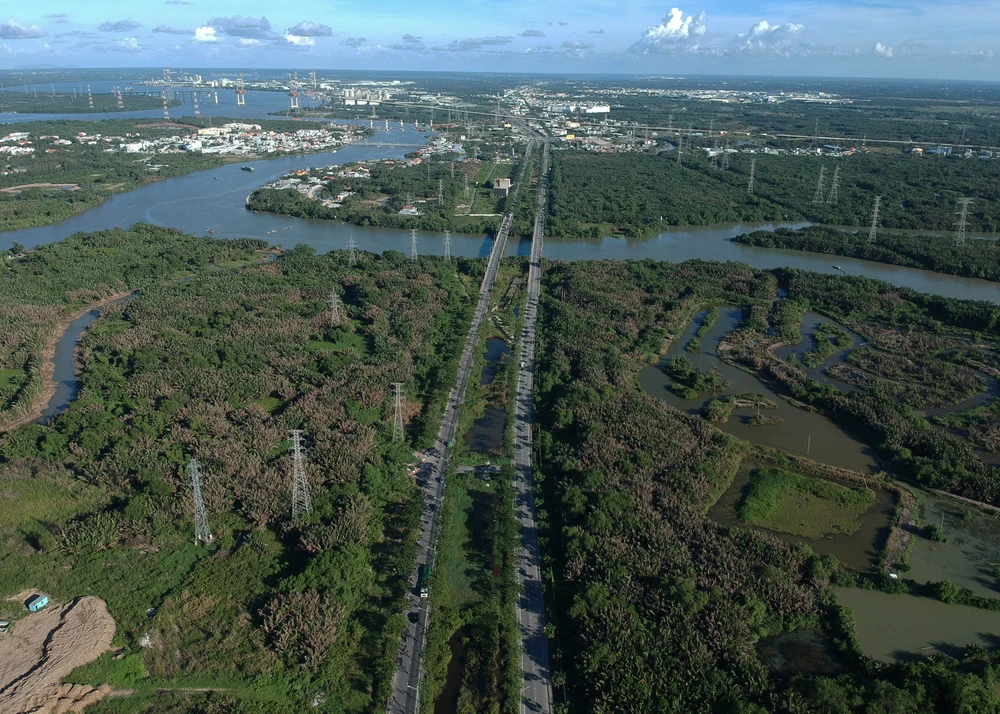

left=827, top=165, right=840, bottom=205
left=747, top=158, right=756, bottom=196
left=347, top=236, right=357, bottom=266
left=188, top=458, right=213, bottom=544
left=328, top=289, right=342, bottom=326
left=192, top=91, right=201, bottom=119
left=438, top=179, right=444, bottom=205
left=812, top=165, right=826, bottom=203
left=410, top=229, right=418, bottom=261
left=290, top=430, right=311, bottom=519
left=443, top=230, right=451, bottom=262
left=236, top=72, right=246, bottom=106
left=868, top=196, right=882, bottom=245
left=392, top=383, right=405, bottom=442
left=161, top=90, right=170, bottom=120
left=87, top=85, right=94, bottom=110
left=721, top=139, right=730, bottom=170
left=955, top=198, right=973, bottom=248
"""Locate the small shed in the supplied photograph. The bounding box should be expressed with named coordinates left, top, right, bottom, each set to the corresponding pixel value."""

left=26, top=594, right=48, bottom=612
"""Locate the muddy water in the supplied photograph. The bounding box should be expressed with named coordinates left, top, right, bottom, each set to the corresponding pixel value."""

left=480, top=338, right=512, bottom=386
left=773, top=312, right=863, bottom=393
left=834, top=586, right=1000, bottom=662
left=907, top=490, right=1000, bottom=599
left=710, top=463, right=895, bottom=571
left=638, top=307, right=878, bottom=473
left=434, top=629, right=468, bottom=714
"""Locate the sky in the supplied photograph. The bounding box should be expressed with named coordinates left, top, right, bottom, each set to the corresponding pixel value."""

left=1, top=1, right=998, bottom=79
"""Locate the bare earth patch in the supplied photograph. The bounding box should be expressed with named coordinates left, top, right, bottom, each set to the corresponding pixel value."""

left=0, top=596, right=117, bottom=713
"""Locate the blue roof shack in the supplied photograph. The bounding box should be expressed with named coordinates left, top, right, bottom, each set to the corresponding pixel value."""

left=26, top=594, right=48, bottom=612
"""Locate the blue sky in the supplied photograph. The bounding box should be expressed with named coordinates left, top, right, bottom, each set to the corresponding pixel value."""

left=1, top=1, right=998, bottom=79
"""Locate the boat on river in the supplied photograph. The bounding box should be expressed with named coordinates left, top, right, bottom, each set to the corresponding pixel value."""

left=241, top=166, right=255, bottom=172
left=833, top=265, right=844, bottom=271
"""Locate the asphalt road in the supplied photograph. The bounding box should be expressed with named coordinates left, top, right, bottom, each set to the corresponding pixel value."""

left=512, top=138, right=553, bottom=714
left=386, top=143, right=533, bottom=714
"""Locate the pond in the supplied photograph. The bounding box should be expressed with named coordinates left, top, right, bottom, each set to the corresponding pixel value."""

left=773, top=312, right=863, bottom=393
left=907, top=490, right=1000, bottom=600
left=638, top=307, right=878, bottom=474
left=710, top=461, right=895, bottom=571
left=464, top=338, right=511, bottom=454
left=834, top=586, right=1000, bottom=662
left=433, top=628, right=469, bottom=714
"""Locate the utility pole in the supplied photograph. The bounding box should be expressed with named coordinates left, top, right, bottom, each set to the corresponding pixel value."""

left=188, top=458, right=213, bottom=544
left=347, top=236, right=357, bottom=266
left=827, top=165, right=840, bottom=205
left=955, top=197, right=973, bottom=248
left=747, top=158, right=756, bottom=196
left=290, top=429, right=312, bottom=519
left=868, top=196, right=882, bottom=245
left=812, top=165, right=826, bottom=204
left=443, top=230, right=451, bottom=262
left=411, top=229, right=418, bottom=261
left=328, top=289, right=342, bottom=326
left=392, top=383, right=405, bottom=442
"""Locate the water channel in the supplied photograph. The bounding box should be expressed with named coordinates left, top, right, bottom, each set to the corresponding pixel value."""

left=638, top=307, right=879, bottom=473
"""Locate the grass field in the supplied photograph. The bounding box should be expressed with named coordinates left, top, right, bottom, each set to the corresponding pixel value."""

left=738, top=467, right=876, bottom=539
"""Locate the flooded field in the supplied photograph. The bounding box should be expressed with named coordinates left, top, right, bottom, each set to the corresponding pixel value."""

left=907, top=490, right=1000, bottom=599
left=710, top=462, right=895, bottom=571
left=639, top=307, right=878, bottom=473
left=834, top=587, right=1000, bottom=662
left=464, top=338, right=511, bottom=454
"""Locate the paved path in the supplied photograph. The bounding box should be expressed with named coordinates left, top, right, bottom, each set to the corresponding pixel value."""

left=512, top=138, right=553, bottom=714
left=386, top=142, right=534, bottom=714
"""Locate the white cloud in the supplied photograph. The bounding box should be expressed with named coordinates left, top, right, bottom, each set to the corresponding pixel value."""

left=340, top=36, right=367, bottom=47
left=194, top=26, right=217, bottom=42
left=239, top=38, right=259, bottom=46
left=153, top=25, right=190, bottom=35
left=284, top=34, right=314, bottom=46
left=97, top=19, right=142, bottom=32
left=520, top=29, right=546, bottom=37
left=116, top=36, right=140, bottom=50
left=872, top=41, right=894, bottom=57
left=440, top=36, right=514, bottom=51
left=207, top=15, right=272, bottom=38
left=285, top=21, right=333, bottom=37
left=631, top=8, right=708, bottom=54
left=733, top=20, right=805, bottom=55
left=563, top=40, right=594, bottom=50
left=0, top=19, right=47, bottom=39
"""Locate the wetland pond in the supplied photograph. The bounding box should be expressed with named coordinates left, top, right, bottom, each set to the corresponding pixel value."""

left=463, top=338, right=511, bottom=454
left=639, top=307, right=878, bottom=474
left=710, top=462, right=895, bottom=571
left=834, top=587, right=1000, bottom=662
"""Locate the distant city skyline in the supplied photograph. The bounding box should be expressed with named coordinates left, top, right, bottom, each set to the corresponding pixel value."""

left=1, top=1, right=998, bottom=80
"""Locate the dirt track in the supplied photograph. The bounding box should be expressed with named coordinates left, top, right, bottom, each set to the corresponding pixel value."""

left=0, top=596, right=117, bottom=713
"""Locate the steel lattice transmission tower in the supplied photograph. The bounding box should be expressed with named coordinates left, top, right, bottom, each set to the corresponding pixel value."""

left=954, top=198, right=974, bottom=247
left=812, top=165, right=826, bottom=203
left=410, top=229, right=418, bottom=261
left=87, top=85, right=94, bottom=110
left=161, top=90, right=170, bottom=120
left=192, top=91, right=201, bottom=119
left=721, top=139, right=730, bottom=170
left=290, top=430, right=312, bottom=519
left=116, top=87, right=124, bottom=109
left=235, top=72, right=246, bottom=106
left=328, top=289, right=342, bottom=326
left=437, top=179, right=444, bottom=205
left=347, top=236, right=357, bottom=266
left=188, top=458, right=213, bottom=544
left=288, top=72, right=300, bottom=110
left=868, top=196, right=882, bottom=245
left=392, top=383, right=405, bottom=442
left=747, top=158, right=756, bottom=196
left=827, top=165, right=840, bottom=205
left=443, top=230, right=451, bottom=263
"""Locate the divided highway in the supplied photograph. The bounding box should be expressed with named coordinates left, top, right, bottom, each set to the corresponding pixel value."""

left=386, top=141, right=534, bottom=714
left=512, top=139, right=553, bottom=714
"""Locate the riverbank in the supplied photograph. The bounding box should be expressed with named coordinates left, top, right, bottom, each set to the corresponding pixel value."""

left=0, top=291, right=131, bottom=433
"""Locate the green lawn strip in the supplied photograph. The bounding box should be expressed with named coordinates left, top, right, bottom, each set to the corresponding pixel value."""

left=738, top=467, right=876, bottom=538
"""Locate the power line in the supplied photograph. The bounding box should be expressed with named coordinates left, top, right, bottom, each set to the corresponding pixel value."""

left=868, top=196, right=882, bottom=245
left=290, top=429, right=312, bottom=519
left=812, top=165, right=826, bottom=204
left=392, top=383, right=405, bottom=442
left=188, top=458, right=212, bottom=544
left=955, top=197, right=973, bottom=248
left=827, top=165, right=840, bottom=205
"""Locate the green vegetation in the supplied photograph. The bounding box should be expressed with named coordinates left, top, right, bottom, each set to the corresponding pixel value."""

left=924, top=523, right=949, bottom=542
left=738, top=467, right=877, bottom=538
left=662, top=355, right=728, bottom=395
left=246, top=153, right=520, bottom=235
left=547, top=150, right=1000, bottom=240
left=0, top=226, right=479, bottom=712
left=736, top=225, right=1000, bottom=281
left=802, top=321, right=853, bottom=368
left=535, top=258, right=1000, bottom=713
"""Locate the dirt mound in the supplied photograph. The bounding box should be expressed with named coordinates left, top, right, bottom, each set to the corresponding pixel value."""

left=0, top=596, right=117, bottom=713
